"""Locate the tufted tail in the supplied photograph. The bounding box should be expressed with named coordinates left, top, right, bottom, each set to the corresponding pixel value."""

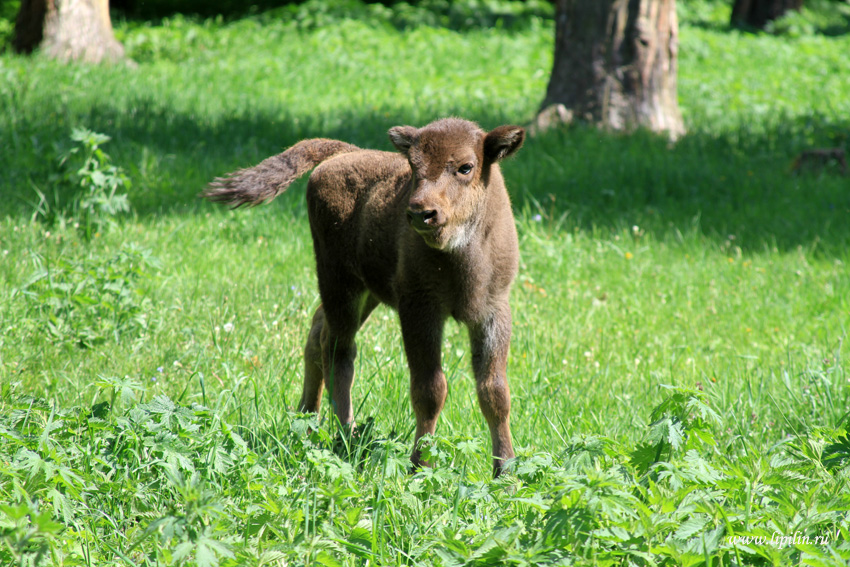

left=203, top=139, right=359, bottom=208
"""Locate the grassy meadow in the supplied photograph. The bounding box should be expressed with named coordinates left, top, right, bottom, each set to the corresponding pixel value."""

left=1, top=0, right=850, bottom=564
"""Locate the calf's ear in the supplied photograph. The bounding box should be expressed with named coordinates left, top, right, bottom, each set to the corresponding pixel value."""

left=484, top=125, right=525, bottom=163
left=388, top=125, right=419, bottom=154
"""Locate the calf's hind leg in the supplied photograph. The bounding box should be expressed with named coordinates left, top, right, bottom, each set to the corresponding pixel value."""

left=299, top=294, right=378, bottom=424
left=298, top=306, right=326, bottom=414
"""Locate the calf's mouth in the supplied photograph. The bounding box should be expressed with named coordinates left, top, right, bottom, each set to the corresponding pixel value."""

left=406, top=208, right=448, bottom=249
left=406, top=208, right=440, bottom=231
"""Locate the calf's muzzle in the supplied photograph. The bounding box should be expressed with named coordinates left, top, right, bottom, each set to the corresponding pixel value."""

left=406, top=206, right=443, bottom=231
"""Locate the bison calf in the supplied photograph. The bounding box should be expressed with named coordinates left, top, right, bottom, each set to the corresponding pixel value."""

left=205, top=118, right=524, bottom=476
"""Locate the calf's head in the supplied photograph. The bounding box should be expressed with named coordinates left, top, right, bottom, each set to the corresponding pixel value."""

left=389, top=118, right=524, bottom=250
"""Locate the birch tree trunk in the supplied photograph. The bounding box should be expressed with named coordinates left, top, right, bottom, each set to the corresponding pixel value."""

left=538, top=0, right=684, bottom=139
left=13, top=0, right=126, bottom=63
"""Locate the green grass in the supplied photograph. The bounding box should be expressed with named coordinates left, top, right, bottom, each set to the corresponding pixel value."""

left=1, top=0, right=850, bottom=565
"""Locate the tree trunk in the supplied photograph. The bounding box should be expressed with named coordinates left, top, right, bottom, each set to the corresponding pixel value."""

left=731, top=0, right=804, bottom=29
left=12, top=0, right=47, bottom=53
left=13, top=0, right=125, bottom=63
left=538, top=0, right=684, bottom=139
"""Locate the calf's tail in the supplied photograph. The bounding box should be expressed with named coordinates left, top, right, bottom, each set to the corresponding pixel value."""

left=204, top=139, right=359, bottom=208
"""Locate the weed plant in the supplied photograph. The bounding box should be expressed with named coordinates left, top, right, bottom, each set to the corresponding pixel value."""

left=1, top=0, right=849, bottom=565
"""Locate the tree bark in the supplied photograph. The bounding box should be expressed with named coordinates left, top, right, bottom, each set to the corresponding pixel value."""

left=731, top=0, right=804, bottom=29
left=13, top=0, right=126, bottom=63
left=539, top=0, right=684, bottom=139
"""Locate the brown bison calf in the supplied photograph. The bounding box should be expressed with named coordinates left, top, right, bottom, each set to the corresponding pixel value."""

left=205, top=118, right=524, bottom=476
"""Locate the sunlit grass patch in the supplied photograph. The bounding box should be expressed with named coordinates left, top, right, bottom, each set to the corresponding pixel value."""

left=1, top=0, right=850, bottom=563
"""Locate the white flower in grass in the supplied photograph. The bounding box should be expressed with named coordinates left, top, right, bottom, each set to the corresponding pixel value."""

left=223, top=322, right=234, bottom=333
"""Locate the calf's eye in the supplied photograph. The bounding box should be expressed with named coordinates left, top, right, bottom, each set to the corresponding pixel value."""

left=458, top=163, right=473, bottom=175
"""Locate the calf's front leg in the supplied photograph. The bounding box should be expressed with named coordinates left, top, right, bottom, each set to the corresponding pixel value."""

left=399, top=300, right=447, bottom=470
left=469, top=302, right=515, bottom=477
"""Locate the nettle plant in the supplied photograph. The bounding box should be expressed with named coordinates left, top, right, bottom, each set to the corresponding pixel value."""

left=16, top=244, right=159, bottom=348
left=61, top=128, right=131, bottom=240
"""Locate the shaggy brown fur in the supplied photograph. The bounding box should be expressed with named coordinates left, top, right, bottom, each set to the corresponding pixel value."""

left=205, top=118, right=525, bottom=476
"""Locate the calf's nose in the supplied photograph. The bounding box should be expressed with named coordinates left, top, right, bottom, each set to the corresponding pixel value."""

left=406, top=208, right=440, bottom=230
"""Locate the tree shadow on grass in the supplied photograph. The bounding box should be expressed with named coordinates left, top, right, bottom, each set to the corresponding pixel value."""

left=2, top=96, right=848, bottom=256
left=817, top=12, right=850, bottom=37
left=518, top=117, right=850, bottom=256
left=112, top=0, right=554, bottom=33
